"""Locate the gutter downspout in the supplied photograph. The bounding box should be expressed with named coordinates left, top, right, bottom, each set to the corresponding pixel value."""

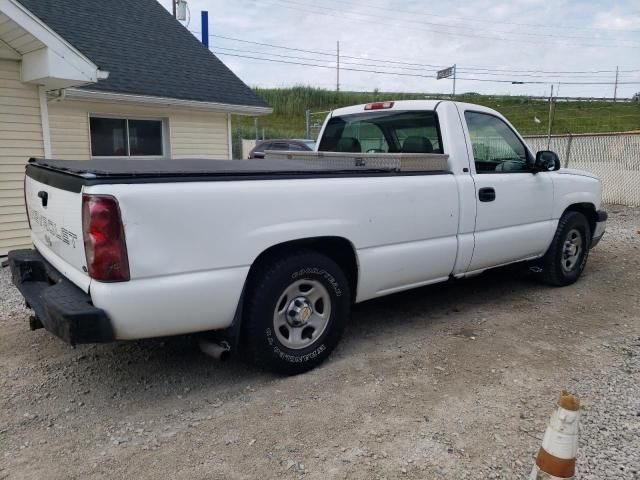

left=38, top=86, right=51, bottom=158
left=227, top=113, right=233, bottom=160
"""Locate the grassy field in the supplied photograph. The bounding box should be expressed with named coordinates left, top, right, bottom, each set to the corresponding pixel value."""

left=234, top=86, right=640, bottom=140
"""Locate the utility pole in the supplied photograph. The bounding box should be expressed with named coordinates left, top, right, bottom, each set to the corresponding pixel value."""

left=172, top=0, right=177, bottom=17
left=336, top=41, right=340, bottom=93
left=613, top=65, right=619, bottom=102
left=547, top=84, right=554, bottom=149
left=452, top=64, right=456, bottom=98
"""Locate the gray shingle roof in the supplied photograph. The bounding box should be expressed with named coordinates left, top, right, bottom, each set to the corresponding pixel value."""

left=17, top=0, right=268, bottom=108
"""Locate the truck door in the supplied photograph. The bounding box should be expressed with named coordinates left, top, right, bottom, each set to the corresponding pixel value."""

left=461, top=109, right=555, bottom=272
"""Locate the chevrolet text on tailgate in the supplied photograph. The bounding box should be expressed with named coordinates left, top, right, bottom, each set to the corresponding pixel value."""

left=9, top=101, right=607, bottom=374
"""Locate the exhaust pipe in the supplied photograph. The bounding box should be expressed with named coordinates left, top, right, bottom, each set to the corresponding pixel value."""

left=199, top=338, right=231, bottom=362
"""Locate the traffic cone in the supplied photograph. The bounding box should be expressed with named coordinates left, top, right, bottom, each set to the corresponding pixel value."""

left=529, top=391, right=580, bottom=479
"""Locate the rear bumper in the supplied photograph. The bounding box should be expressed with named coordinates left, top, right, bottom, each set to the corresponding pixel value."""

left=8, top=249, right=114, bottom=345
left=591, top=210, right=607, bottom=248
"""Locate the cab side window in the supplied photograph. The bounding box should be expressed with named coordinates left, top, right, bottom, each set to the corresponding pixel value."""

left=464, top=112, right=529, bottom=173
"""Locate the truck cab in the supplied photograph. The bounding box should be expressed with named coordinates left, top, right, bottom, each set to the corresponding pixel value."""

left=316, top=100, right=606, bottom=275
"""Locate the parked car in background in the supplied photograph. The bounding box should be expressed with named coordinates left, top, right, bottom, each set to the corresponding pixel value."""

left=249, top=139, right=315, bottom=158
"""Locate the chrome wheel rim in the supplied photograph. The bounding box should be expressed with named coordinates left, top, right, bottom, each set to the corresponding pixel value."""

left=273, top=279, right=331, bottom=350
left=562, top=228, right=583, bottom=273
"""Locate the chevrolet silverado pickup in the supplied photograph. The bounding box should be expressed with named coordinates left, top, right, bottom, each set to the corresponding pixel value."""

left=8, top=100, right=607, bottom=374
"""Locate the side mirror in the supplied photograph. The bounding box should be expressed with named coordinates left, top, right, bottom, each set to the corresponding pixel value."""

left=534, top=150, right=560, bottom=172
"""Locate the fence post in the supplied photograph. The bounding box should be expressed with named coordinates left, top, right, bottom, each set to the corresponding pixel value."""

left=305, top=110, right=311, bottom=139
left=564, top=134, right=573, bottom=168
left=547, top=85, right=556, bottom=149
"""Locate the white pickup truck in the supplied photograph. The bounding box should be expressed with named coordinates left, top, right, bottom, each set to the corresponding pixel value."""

left=9, top=100, right=606, bottom=374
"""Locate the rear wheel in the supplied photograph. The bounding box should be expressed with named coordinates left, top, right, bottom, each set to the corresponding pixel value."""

left=539, top=211, right=591, bottom=286
left=243, top=250, right=350, bottom=375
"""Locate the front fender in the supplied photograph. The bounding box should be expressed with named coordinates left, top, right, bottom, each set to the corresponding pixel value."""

left=551, top=172, right=602, bottom=219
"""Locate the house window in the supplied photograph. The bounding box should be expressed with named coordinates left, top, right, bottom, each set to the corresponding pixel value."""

left=90, top=117, right=164, bottom=157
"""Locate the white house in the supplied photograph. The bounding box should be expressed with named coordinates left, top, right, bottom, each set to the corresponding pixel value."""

left=0, top=0, right=271, bottom=255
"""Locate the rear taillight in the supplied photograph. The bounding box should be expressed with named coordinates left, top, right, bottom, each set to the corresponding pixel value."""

left=364, top=101, right=394, bottom=110
left=82, top=194, right=130, bottom=282
left=24, top=174, right=31, bottom=228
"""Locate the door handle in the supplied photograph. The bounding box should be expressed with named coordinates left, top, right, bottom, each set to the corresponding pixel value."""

left=478, top=187, right=496, bottom=202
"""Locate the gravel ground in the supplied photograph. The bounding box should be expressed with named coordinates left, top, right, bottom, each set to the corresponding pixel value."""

left=0, top=205, right=638, bottom=480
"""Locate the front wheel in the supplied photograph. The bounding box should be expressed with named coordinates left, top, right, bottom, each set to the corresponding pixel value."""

left=243, top=250, right=351, bottom=374
left=539, top=211, right=591, bottom=286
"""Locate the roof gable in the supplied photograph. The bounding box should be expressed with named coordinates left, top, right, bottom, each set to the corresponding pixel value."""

left=16, top=0, right=268, bottom=108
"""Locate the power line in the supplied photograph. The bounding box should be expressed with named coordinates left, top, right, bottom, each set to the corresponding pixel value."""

left=212, top=45, right=633, bottom=80
left=272, top=0, right=640, bottom=49
left=212, top=45, right=439, bottom=72
left=456, top=77, right=640, bottom=85
left=213, top=51, right=438, bottom=77
left=208, top=33, right=334, bottom=57
left=318, top=0, right=640, bottom=35
left=204, top=32, right=640, bottom=76
left=279, top=0, right=639, bottom=44
left=212, top=50, right=640, bottom=85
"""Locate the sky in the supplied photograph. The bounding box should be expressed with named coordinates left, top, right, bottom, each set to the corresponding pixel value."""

left=157, top=0, right=640, bottom=98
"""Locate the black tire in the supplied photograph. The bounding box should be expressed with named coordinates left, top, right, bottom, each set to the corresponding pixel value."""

left=243, top=250, right=350, bottom=375
left=539, top=211, right=591, bottom=286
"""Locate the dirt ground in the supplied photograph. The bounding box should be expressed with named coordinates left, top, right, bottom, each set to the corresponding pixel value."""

left=1, top=206, right=639, bottom=480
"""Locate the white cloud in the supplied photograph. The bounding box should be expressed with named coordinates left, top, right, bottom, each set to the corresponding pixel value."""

left=592, top=10, right=640, bottom=31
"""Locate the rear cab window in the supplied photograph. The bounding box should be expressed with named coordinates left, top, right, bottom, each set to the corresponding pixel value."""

left=318, top=111, right=443, bottom=154
left=268, top=142, right=289, bottom=151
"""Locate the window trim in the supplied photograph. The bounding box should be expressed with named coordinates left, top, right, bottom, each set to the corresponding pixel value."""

left=463, top=109, right=534, bottom=174
left=88, top=113, right=170, bottom=159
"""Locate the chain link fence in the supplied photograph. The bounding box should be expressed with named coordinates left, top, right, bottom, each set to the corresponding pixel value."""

left=524, top=132, right=640, bottom=206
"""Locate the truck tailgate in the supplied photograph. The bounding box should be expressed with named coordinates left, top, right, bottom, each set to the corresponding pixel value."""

left=25, top=175, right=90, bottom=292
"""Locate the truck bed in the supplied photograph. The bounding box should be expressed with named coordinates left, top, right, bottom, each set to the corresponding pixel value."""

left=26, top=153, right=450, bottom=189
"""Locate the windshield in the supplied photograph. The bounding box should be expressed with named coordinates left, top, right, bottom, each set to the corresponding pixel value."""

left=318, top=111, right=443, bottom=154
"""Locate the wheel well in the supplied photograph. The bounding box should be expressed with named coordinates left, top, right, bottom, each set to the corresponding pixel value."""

left=565, top=203, right=597, bottom=234
left=248, top=237, right=359, bottom=301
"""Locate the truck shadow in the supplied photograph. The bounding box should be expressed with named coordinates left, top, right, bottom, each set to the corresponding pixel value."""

left=75, top=265, right=539, bottom=403
left=348, top=264, right=534, bottom=334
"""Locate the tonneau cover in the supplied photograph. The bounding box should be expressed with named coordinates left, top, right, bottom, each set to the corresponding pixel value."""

left=26, top=154, right=450, bottom=192
left=28, top=157, right=378, bottom=178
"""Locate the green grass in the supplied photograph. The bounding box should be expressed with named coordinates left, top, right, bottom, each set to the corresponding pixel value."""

left=233, top=86, right=640, bottom=140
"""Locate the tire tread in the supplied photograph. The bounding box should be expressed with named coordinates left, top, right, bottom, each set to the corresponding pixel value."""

left=540, top=211, right=590, bottom=286
left=243, top=248, right=350, bottom=374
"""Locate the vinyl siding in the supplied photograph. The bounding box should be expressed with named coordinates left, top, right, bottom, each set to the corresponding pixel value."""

left=170, top=111, right=229, bottom=159
left=48, top=101, right=90, bottom=160
left=48, top=100, right=230, bottom=160
left=0, top=59, right=42, bottom=255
